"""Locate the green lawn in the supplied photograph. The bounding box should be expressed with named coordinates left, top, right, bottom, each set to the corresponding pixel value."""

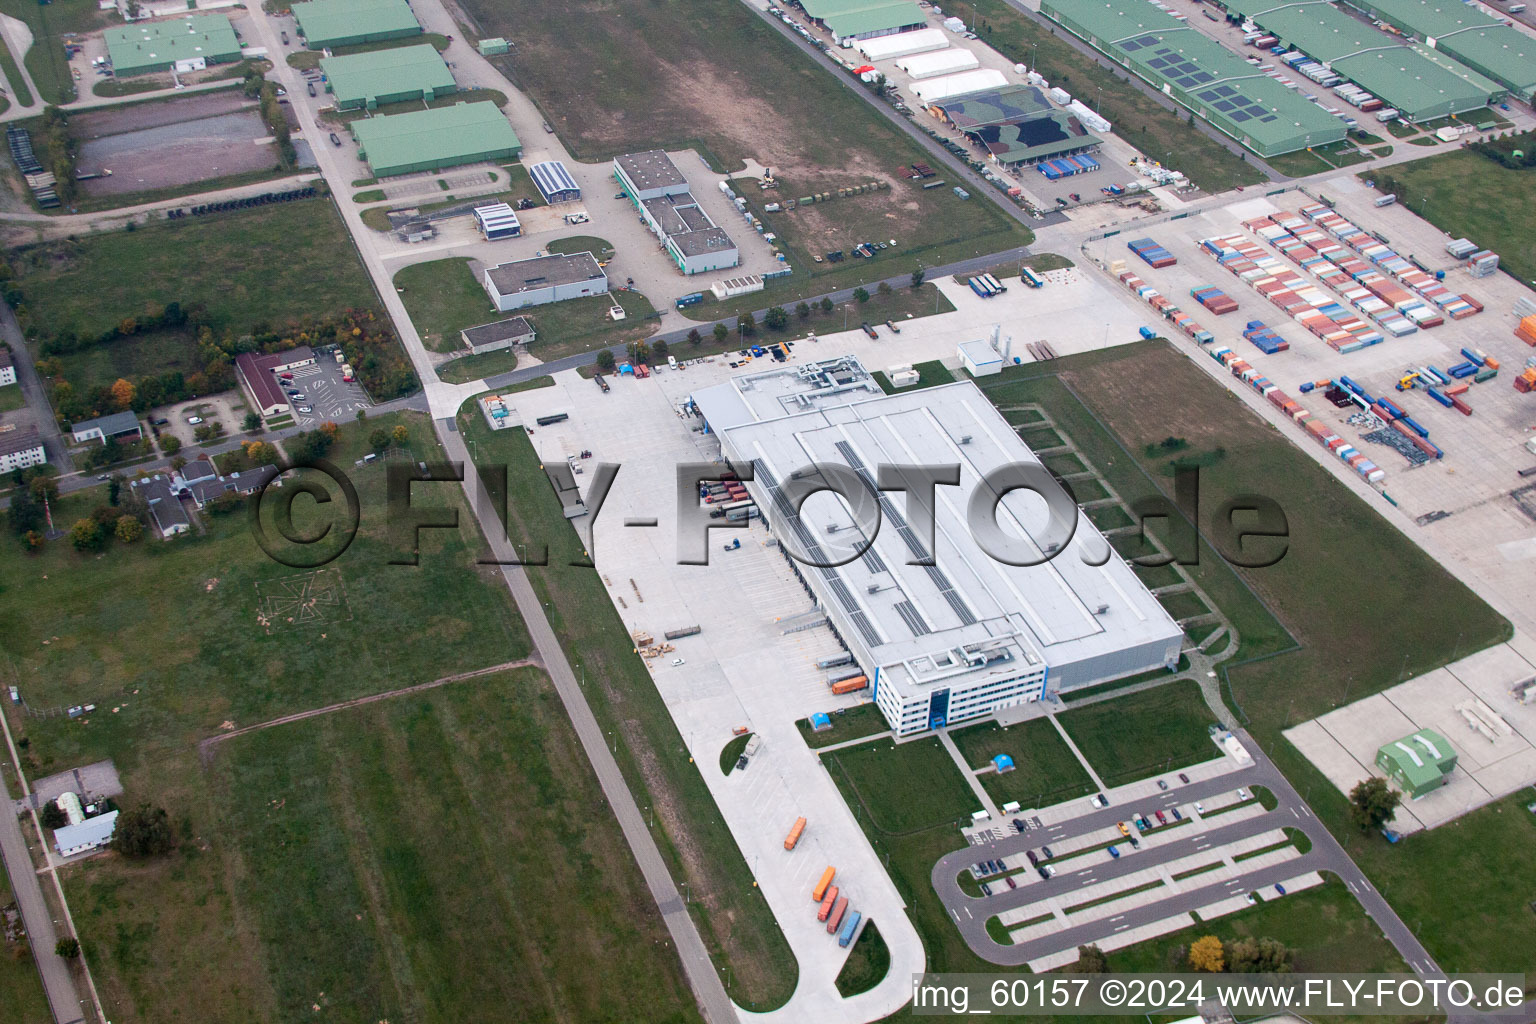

left=11, top=198, right=381, bottom=338
left=0, top=0, right=106, bottom=104
left=719, top=732, right=752, bottom=775
left=0, top=30, right=32, bottom=107
left=876, top=358, right=956, bottom=393
left=949, top=719, right=1096, bottom=809
left=795, top=702, right=889, bottom=749
left=1268, top=148, right=1333, bottom=177
left=1059, top=681, right=1217, bottom=786
left=2, top=413, right=541, bottom=1022
left=51, top=327, right=204, bottom=395
left=436, top=349, right=521, bottom=384
left=835, top=920, right=890, bottom=997
left=544, top=235, right=613, bottom=258
left=454, top=407, right=797, bottom=1010
left=458, top=0, right=1033, bottom=301
left=1383, top=149, right=1536, bottom=283
left=395, top=257, right=659, bottom=361
left=941, top=0, right=1267, bottom=193
left=0, top=383, right=25, bottom=412
left=825, top=738, right=980, bottom=834
left=203, top=668, right=704, bottom=1024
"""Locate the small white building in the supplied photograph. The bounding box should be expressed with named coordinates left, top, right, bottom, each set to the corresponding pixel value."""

left=958, top=339, right=1003, bottom=377
left=0, top=347, right=16, bottom=387
left=473, top=202, right=521, bottom=240
left=0, top=425, right=46, bottom=473
left=896, top=48, right=979, bottom=80
left=461, top=316, right=536, bottom=355
left=53, top=810, right=118, bottom=857
left=482, top=252, right=608, bottom=312
left=71, top=410, right=142, bottom=445
left=613, top=149, right=690, bottom=202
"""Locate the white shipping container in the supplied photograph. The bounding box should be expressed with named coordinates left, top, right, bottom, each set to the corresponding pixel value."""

left=1049, top=86, right=1071, bottom=104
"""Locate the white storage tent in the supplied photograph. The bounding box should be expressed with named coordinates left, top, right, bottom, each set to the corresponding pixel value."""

left=909, top=68, right=1008, bottom=102
left=855, top=27, right=947, bottom=61
left=895, top=48, right=979, bottom=79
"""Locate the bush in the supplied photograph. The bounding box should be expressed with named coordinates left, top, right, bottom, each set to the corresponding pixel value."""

left=595, top=348, right=616, bottom=371
left=68, top=519, right=105, bottom=553
left=39, top=800, right=67, bottom=829
left=110, top=803, right=176, bottom=859
left=160, top=435, right=182, bottom=455
left=55, top=937, right=80, bottom=959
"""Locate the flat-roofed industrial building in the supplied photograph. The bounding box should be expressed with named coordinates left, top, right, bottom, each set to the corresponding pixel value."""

left=1042, top=0, right=1345, bottom=155
left=319, top=44, right=456, bottom=110
left=801, top=0, right=926, bottom=43
left=482, top=252, right=608, bottom=311
left=292, top=0, right=422, bottom=49
left=104, top=15, right=241, bottom=77
left=691, top=357, right=1183, bottom=736
left=1339, top=0, right=1536, bottom=102
left=617, top=150, right=738, bottom=275
left=350, top=102, right=521, bottom=178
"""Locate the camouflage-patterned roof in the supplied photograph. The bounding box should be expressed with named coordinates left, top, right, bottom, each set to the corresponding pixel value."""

left=934, top=85, right=1055, bottom=130
left=967, top=111, right=1096, bottom=163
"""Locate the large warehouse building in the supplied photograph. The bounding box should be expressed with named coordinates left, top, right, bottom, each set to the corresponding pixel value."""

left=1340, top=0, right=1536, bottom=102
left=799, top=0, right=925, bottom=43
left=1042, top=0, right=1344, bottom=155
left=934, top=85, right=1102, bottom=165
left=319, top=44, right=455, bottom=110
left=614, top=151, right=738, bottom=275
left=104, top=15, right=241, bottom=77
left=691, top=357, right=1183, bottom=736
left=351, top=102, right=521, bottom=178
left=1224, top=0, right=1503, bottom=120
left=292, top=0, right=422, bottom=50
left=482, top=252, right=608, bottom=311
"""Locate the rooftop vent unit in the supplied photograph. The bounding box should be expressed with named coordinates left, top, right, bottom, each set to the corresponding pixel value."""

left=1095, top=603, right=1109, bottom=614
left=959, top=435, right=973, bottom=445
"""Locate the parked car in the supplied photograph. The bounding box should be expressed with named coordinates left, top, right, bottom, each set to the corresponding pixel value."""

left=307, top=82, right=317, bottom=97
left=1127, top=835, right=1140, bottom=849
left=1171, top=808, right=1183, bottom=821
left=1005, top=876, right=1016, bottom=889
left=1157, top=779, right=1169, bottom=791
left=1107, top=845, right=1120, bottom=859
left=1178, top=772, right=1190, bottom=784
left=670, top=657, right=684, bottom=666
left=1092, top=793, right=1109, bottom=808
left=1117, top=821, right=1130, bottom=836
left=736, top=756, right=748, bottom=771
left=1155, top=810, right=1167, bottom=825
left=296, top=406, right=313, bottom=413
left=1041, top=846, right=1054, bottom=860
left=1236, top=788, right=1251, bottom=801
left=279, top=372, right=294, bottom=380
left=1195, top=803, right=1205, bottom=815
left=1026, top=850, right=1039, bottom=865
left=1275, top=883, right=1287, bottom=895
left=980, top=881, right=992, bottom=896
left=187, top=415, right=203, bottom=425
left=1036, top=866, right=1050, bottom=880
left=330, top=132, right=342, bottom=147
left=1043, top=865, right=1055, bottom=877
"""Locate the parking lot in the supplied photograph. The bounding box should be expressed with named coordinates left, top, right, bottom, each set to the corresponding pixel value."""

left=281, top=358, right=370, bottom=426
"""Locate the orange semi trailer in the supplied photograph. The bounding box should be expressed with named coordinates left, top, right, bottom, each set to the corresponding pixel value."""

left=817, top=885, right=840, bottom=922
left=784, top=817, right=806, bottom=850
left=830, top=675, right=868, bottom=695
left=826, top=896, right=849, bottom=934
left=812, top=866, right=836, bottom=902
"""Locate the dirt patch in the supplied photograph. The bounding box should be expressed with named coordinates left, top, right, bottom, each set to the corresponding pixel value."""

left=78, top=110, right=273, bottom=194
left=69, top=90, right=254, bottom=139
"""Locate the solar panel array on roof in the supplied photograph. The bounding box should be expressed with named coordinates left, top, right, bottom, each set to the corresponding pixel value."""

left=1196, top=82, right=1278, bottom=124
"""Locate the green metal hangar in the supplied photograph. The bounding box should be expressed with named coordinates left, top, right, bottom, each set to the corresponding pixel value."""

left=320, top=44, right=455, bottom=110
left=1042, top=0, right=1344, bottom=155
left=292, top=0, right=423, bottom=50
left=1340, top=0, right=1536, bottom=102
left=797, top=0, right=925, bottom=44
left=933, top=85, right=1104, bottom=166
left=1224, top=0, right=1503, bottom=121
left=104, top=15, right=242, bottom=77
left=351, top=102, right=521, bottom=178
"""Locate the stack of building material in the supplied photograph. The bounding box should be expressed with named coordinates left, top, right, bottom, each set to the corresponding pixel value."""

left=1191, top=285, right=1238, bottom=314
left=1128, top=237, right=1176, bottom=268
left=1517, top=316, right=1536, bottom=347
left=1468, top=250, right=1499, bottom=277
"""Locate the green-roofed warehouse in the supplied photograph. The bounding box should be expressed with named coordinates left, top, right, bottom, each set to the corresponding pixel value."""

left=1042, top=0, right=1345, bottom=155
left=320, top=44, right=455, bottom=110
left=351, top=102, right=521, bottom=178
left=800, top=0, right=925, bottom=42
left=104, top=15, right=242, bottom=77
left=1340, top=0, right=1536, bottom=101
left=1375, top=728, right=1457, bottom=799
left=1225, top=0, right=1503, bottom=120
left=292, top=0, right=422, bottom=50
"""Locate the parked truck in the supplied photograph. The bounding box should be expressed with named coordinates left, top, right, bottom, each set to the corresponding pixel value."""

left=817, top=885, right=840, bottom=921
left=825, top=896, right=849, bottom=933
left=838, top=910, right=862, bottom=947
left=812, top=866, right=836, bottom=902
left=785, top=816, right=807, bottom=850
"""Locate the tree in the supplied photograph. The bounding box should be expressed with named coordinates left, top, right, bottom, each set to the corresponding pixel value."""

left=244, top=441, right=279, bottom=467
left=877, top=281, right=892, bottom=297
left=392, top=424, right=409, bottom=445
left=355, top=408, right=367, bottom=422
left=651, top=339, right=669, bottom=362
left=110, top=803, right=176, bottom=859
left=69, top=519, right=105, bottom=553
left=107, top=475, right=122, bottom=506
left=54, top=937, right=79, bottom=960
left=595, top=348, right=616, bottom=372
left=686, top=328, right=703, bottom=347
left=1189, top=935, right=1225, bottom=972
left=1071, top=944, right=1109, bottom=973
left=193, top=423, right=213, bottom=442
left=110, top=378, right=135, bottom=409
left=23, top=530, right=43, bottom=551
left=795, top=302, right=811, bottom=320
left=242, top=411, right=263, bottom=432
left=819, top=297, right=834, bottom=314
left=319, top=421, right=340, bottom=442
left=1226, top=937, right=1293, bottom=974
left=712, top=323, right=730, bottom=344
left=8, top=486, right=41, bottom=537
left=911, top=267, right=926, bottom=289
left=737, top=311, right=756, bottom=336
left=369, top=427, right=392, bottom=452
left=853, top=287, right=870, bottom=304
left=114, top=516, right=142, bottom=544
left=30, top=475, right=58, bottom=504
left=631, top=340, right=651, bottom=366
left=160, top=435, right=182, bottom=455
left=1348, top=776, right=1401, bottom=833
left=39, top=800, right=67, bottom=829
left=763, top=306, right=789, bottom=331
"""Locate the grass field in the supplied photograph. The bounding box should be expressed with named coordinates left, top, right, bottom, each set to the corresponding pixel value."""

left=205, top=668, right=704, bottom=1024
left=949, top=719, right=1096, bottom=809
left=0, top=383, right=25, bottom=412
left=835, top=921, right=890, bottom=997
left=51, top=327, right=204, bottom=395
left=1059, top=681, right=1218, bottom=785
left=0, top=413, right=559, bottom=1022
left=461, top=0, right=1033, bottom=296
left=0, top=31, right=32, bottom=107
left=1383, top=151, right=1536, bottom=284
left=939, top=0, right=1267, bottom=193
left=719, top=732, right=752, bottom=775
left=0, top=0, right=105, bottom=104
left=876, top=357, right=956, bottom=393
left=544, top=234, right=613, bottom=258
left=11, top=198, right=381, bottom=338
left=395, top=257, right=659, bottom=362
left=454, top=406, right=798, bottom=1009
left=825, top=738, right=980, bottom=834
left=795, top=702, right=888, bottom=749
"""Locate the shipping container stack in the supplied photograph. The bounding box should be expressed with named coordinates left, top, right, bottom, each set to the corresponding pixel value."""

left=1513, top=318, right=1536, bottom=393
left=1128, top=237, right=1177, bottom=269
left=1116, top=270, right=1214, bottom=344
left=1191, top=285, right=1238, bottom=315
left=1242, top=320, right=1288, bottom=354
left=1299, top=204, right=1481, bottom=321
left=1038, top=154, right=1101, bottom=181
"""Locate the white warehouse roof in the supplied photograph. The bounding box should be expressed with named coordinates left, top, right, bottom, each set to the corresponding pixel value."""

left=909, top=68, right=1010, bottom=102
left=54, top=811, right=118, bottom=855
left=896, top=47, right=980, bottom=79
left=856, top=26, right=948, bottom=60
left=691, top=357, right=1183, bottom=697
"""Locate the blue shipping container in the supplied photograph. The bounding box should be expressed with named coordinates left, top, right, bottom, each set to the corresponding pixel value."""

left=838, top=911, right=862, bottom=948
